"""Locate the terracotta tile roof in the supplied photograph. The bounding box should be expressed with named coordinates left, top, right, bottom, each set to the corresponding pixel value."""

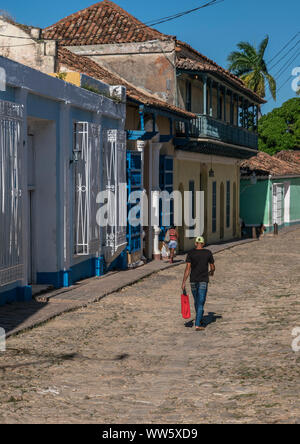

left=176, top=41, right=265, bottom=104
left=275, top=150, right=300, bottom=163
left=240, top=151, right=300, bottom=176
left=42, top=2, right=265, bottom=104
left=57, top=47, right=195, bottom=119
left=43, top=1, right=172, bottom=45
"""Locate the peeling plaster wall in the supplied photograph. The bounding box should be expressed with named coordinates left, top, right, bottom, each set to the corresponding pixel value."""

left=67, top=40, right=177, bottom=105
left=0, top=19, right=56, bottom=74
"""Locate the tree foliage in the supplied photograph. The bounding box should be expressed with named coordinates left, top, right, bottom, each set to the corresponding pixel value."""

left=258, top=98, right=300, bottom=155
left=228, top=36, right=276, bottom=101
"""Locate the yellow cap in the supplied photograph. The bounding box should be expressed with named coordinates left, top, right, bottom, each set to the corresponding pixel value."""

left=195, top=236, right=205, bottom=244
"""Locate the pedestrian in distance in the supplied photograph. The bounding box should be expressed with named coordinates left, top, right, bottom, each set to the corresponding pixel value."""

left=181, top=236, right=215, bottom=331
left=164, top=225, right=179, bottom=264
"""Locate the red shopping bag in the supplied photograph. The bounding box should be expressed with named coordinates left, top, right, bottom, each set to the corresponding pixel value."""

left=181, top=290, right=191, bottom=319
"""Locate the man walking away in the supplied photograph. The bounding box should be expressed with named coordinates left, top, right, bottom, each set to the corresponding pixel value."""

left=182, top=237, right=215, bottom=331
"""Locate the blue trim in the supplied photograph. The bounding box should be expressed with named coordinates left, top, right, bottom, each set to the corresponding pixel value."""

left=36, top=256, right=108, bottom=289
left=127, top=130, right=158, bottom=141
left=37, top=271, right=67, bottom=289
left=106, top=251, right=128, bottom=273
left=0, top=285, right=32, bottom=306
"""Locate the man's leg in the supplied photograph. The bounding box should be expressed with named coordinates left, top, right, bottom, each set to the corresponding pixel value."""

left=190, top=283, right=199, bottom=324
left=198, top=282, right=208, bottom=325
left=191, top=283, right=205, bottom=327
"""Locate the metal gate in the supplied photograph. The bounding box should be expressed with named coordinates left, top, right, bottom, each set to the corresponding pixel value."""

left=0, top=100, right=23, bottom=286
left=74, top=122, right=101, bottom=255
left=102, top=129, right=127, bottom=264
left=273, top=183, right=284, bottom=225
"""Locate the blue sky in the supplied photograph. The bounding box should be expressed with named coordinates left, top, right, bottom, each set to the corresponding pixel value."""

left=1, top=0, right=299, bottom=114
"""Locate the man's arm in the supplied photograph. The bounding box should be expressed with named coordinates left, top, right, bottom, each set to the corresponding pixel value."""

left=209, top=252, right=215, bottom=276
left=182, top=263, right=191, bottom=291
left=209, top=262, right=216, bottom=276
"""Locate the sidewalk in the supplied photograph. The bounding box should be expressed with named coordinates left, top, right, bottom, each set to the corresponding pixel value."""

left=0, top=237, right=257, bottom=338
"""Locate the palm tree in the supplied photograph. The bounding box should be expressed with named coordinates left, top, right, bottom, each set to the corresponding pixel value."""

left=227, top=36, right=276, bottom=101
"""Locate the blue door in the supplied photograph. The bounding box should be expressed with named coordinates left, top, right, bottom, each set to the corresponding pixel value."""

left=159, top=155, right=174, bottom=241
left=127, top=151, right=142, bottom=253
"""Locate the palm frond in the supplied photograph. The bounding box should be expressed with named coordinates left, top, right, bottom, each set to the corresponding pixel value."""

left=258, top=35, right=269, bottom=59
left=265, top=73, right=277, bottom=101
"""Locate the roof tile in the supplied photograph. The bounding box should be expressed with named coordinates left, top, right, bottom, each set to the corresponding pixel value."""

left=43, top=1, right=171, bottom=44
left=241, top=151, right=300, bottom=176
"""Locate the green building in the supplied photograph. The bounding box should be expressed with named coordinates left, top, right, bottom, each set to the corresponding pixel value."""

left=240, top=151, right=300, bottom=232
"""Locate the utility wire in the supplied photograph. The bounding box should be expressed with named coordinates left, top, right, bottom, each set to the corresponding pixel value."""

left=273, top=49, right=300, bottom=81
left=267, top=31, right=300, bottom=64
left=0, top=0, right=224, bottom=47
left=143, top=0, right=223, bottom=27
left=269, top=39, right=300, bottom=71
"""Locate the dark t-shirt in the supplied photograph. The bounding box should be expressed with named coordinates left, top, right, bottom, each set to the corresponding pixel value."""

left=186, top=249, right=215, bottom=283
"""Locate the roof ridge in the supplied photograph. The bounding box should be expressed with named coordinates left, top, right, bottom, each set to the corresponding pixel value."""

left=43, top=0, right=166, bottom=38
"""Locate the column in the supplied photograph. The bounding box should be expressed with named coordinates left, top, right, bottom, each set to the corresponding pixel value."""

left=203, top=75, right=207, bottom=115
left=217, top=83, right=220, bottom=119
left=151, top=142, right=163, bottom=260
left=209, top=79, right=213, bottom=117
left=241, top=97, right=245, bottom=128
left=230, top=91, right=234, bottom=125
left=236, top=95, right=240, bottom=127
left=223, top=87, right=227, bottom=123
left=59, top=101, right=71, bottom=285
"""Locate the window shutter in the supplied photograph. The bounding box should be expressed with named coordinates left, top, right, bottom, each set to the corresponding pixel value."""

left=102, top=129, right=127, bottom=264
left=74, top=122, right=101, bottom=256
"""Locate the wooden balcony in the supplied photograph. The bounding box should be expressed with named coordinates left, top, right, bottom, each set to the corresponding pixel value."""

left=188, top=114, right=258, bottom=150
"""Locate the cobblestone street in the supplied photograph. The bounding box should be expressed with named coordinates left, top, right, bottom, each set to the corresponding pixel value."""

left=1, top=229, right=300, bottom=424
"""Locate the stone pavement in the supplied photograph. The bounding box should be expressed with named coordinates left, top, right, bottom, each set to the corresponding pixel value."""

left=0, top=238, right=256, bottom=338
left=0, top=228, right=299, bottom=424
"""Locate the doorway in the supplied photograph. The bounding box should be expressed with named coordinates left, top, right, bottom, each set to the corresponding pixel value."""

left=273, top=184, right=284, bottom=225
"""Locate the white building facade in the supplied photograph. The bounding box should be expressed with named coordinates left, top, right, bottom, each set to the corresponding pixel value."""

left=0, top=56, right=126, bottom=305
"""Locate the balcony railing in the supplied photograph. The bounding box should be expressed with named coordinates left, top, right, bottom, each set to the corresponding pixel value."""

left=178, top=114, right=258, bottom=150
